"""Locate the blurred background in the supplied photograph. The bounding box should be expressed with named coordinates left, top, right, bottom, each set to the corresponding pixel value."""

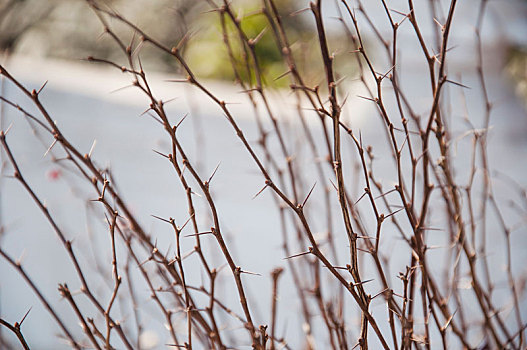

left=1, top=0, right=526, bottom=94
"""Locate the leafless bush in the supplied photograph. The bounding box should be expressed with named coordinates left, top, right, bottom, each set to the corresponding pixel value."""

left=1, top=0, right=525, bottom=349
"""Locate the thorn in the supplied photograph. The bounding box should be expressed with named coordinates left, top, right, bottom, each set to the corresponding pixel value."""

left=16, top=249, right=27, bottom=266
left=139, top=107, right=153, bottom=117
left=322, top=265, right=348, bottom=270
left=290, top=7, right=310, bottom=16
left=19, top=307, right=32, bottom=326
left=216, top=263, right=228, bottom=273
left=43, top=139, right=58, bottom=158
left=328, top=178, right=338, bottom=192
left=385, top=207, right=404, bottom=219
left=3, top=123, right=14, bottom=136
left=441, top=309, right=457, bottom=331
left=109, top=83, right=136, bottom=94
left=190, top=190, right=202, bottom=198
left=37, top=80, right=48, bottom=95
left=179, top=214, right=194, bottom=232
left=151, top=214, right=171, bottom=224
left=371, top=288, right=389, bottom=300
left=353, top=191, right=367, bottom=206
left=250, top=26, right=267, bottom=46
left=238, top=88, right=260, bottom=94
left=179, top=163, right=187, bottom=180
left=152, top=149, right=170, bottom=159
left=357, top=235, right=376, bottom=240
left=390, top=8, right=408, bottom=17
left=356, top=247, right=371, bottom=254
left=274, top=70, right=291, bottom=81
left=173, top=31, right=192, bottom=54
left=283, top=251, right=311, bottom=260
left=445, top=79, right=471, bottom=89
left=252, top=184, right=269, bottom=200
left=137, top=55, right=144, bottom=73
left=147, top=110, right=162, bottom=124
left=131, top=38, right=145, bottom=58
left=175, top=113, right=188, bottom=130
left=301, top=182, right=317, bottom=207
left=357, top=95, right=377, bottom=102
left=433, top=17, right=444, bottom=29
left=398, top=134, right=409, bottom=154
left=341, top=93, right=350, bottom=108
left=138, top=257, right=153, bottom=267
left=392, top=292, right=410, bottom=300
left=398, top=17, right=410, bottom=27
left=88, top=139, right=97, bottom=158
left=351, top=278, right=374, bottom=287
left=183, top=231, right=213, bottom=238
left=380, top=64, right=396, bottom=81
left=163, top=245, right=171, bottom=260
left=239, top=269, right=261, bottom=276
left=181, top=248, right=196, bottom=261
left=200, top=8, right=222, bottom=14
left=393, top=126, right=420, bottom=135
left=359, top=131, right=364, bottom=148
left=162, top=97, right=178, bottom=105
left=374, top=188, right=397, bottom=199
left=445, top=45, right=458, bottom=54
left=207, top=162, right=221, bottom=184
left=420, top=227, right=443, bottom=231
left=334, top=75, right=347, bottom=86
left=388, top=306, right=402, bottom=318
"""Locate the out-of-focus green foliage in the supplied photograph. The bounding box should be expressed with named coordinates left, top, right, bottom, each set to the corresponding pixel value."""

left=506, top=47, right=527, bottom=108
left=184, top=0, right=306, bottom=87
left=184, top=0, right=358, bottom=88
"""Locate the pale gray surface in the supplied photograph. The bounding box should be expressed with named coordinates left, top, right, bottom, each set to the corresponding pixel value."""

left=1, top=60, right=526, bottom=349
